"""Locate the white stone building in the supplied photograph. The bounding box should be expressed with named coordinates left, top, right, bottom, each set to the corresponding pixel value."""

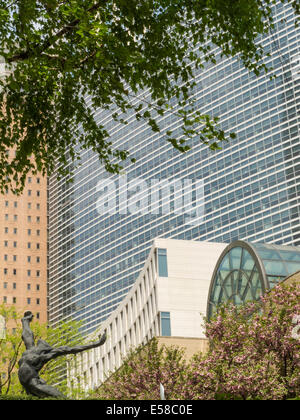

left=68, top=238, right=226, bottom=392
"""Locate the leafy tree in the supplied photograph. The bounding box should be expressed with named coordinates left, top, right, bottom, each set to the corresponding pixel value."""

left=184, top=282, right=300, bottom=400
left=0, top=305, right=85, bottom=397
left=95, top=337, right=188, bottom=400
left=94, top=283, right=300, bottom=400
left=0, top=305, right=23, bottom=395
left=0, top=0, right=299, bottom=192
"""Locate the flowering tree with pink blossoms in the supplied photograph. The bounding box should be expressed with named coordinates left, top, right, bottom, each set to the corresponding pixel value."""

left=95, top=282, right=299, bottom=400
left=96, top=338, right=188, bottom=400
left=183, top=282, right=300, bottom=400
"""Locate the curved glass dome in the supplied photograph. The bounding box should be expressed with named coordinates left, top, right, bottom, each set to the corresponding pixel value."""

left=207, top=241, right=300, bottom=320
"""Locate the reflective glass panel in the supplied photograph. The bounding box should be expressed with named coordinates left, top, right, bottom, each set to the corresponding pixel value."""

left=211, top=273, right=222, bottom=302
left=161, top=312, right=171, bottom=336
left=230, top=247, right=243, bottom=270
left=158, top=248, right=168, bottom=277
left=285, top=262, right=300, bottom=275
left=267, top=275, right=282, bottom=288
left=241, top=249, right=255, bottom=272
left=278, top=250, right=300, bottom=262
left=263, top=260, right=287, bottom=276
left=255, top=248, right=281, bottom=261
left=208, top=245, right=266, bottom=320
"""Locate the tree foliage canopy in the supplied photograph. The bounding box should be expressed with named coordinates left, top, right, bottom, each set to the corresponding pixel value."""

left=0, top=0, right=299, bottom=192
left=96, top=337, right=188, bottom=400
left=188, top=282, right=300, bottom=400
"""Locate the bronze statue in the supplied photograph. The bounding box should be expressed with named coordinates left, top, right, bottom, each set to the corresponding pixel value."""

left=18, top=311, right=106, bottom=398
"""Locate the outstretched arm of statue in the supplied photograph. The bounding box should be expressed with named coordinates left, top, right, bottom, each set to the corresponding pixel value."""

left=44, top=331, right=107, bottom=361
left=21, top=311, right=35, bottom=350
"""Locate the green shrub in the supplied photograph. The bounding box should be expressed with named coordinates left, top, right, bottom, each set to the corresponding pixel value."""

left=0, top=395, right=69, bottom=400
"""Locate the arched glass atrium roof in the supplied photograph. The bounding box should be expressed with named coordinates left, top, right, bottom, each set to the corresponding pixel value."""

left=207, top=241, right=300, bottom=320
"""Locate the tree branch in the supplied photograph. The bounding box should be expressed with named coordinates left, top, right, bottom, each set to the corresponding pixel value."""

left=7, top=0, right=108, bottom=63
left=3, top=340, right=22, bottom=394
left=79, top=50, right=97, bottom=66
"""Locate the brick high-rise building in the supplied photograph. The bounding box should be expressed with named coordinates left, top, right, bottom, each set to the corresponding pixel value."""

left=0, top=169, right=47, bottom=324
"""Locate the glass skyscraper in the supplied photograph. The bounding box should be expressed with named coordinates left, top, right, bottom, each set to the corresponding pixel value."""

left=48, top=1, right=299, bottom=335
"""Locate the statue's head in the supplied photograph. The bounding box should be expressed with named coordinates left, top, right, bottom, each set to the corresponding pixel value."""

left=37, top=339, right=52, bottom=351
left=23, top=311, right=34, bottom=321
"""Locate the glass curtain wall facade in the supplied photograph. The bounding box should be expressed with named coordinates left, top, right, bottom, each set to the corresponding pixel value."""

left=48, top=1, right=300, bottom=335
left=207, top=240, right=300, bottom=320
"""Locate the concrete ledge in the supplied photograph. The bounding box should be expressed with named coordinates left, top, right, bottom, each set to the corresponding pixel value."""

left=282, top=271, right=300, bottom=285
left=157, top=336, right=209, bottom=359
